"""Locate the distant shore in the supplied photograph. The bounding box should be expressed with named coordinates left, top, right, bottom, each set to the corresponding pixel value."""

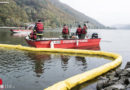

left=0, top=27, right=22, bottom=29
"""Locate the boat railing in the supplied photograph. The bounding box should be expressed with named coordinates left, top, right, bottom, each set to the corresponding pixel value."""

left=40, top=38, right=62, bottom=40
left=26, top=36, right=64, bottom=41
left=26, top=33, right=100, bottom=41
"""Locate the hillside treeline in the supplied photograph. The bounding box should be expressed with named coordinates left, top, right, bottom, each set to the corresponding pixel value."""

left=0, top=0, right=105, bottom=28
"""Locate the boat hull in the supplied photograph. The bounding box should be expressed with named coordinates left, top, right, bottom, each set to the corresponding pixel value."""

left=10, top=29, right=33, bottom=33
left=25, top=38, right=101, bottom=50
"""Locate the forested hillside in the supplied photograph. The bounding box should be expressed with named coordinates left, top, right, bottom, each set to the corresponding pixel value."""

left=0, top=0, right=105, bottom=28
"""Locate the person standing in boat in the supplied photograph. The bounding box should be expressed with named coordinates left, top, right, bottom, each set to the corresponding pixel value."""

left=62, top=24, right=69, bottom=39
left=30, top=30, right=37, bottom=40
left=81, top=24, right=87, bottom=39
left=76, top=25, right=82, bottom=39
left=34, top=20, right=44, bottom=38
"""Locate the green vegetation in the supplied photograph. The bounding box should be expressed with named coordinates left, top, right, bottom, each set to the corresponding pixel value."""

left=0, top=0, right=105, bottom=28
left=0, top=0, right=28, bottom=26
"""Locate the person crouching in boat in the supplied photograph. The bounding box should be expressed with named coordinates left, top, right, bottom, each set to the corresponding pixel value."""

left=76, top=25, right=82, bottom=39
left=30, top=30, right=37, bottom=40
left=62, top=24, right=69, bottom=39
left=81, top=24, right=87, bottom=39
left=34, top=20, right=44, bottom=39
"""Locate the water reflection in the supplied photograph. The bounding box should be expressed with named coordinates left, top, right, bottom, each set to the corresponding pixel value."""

left=26, top=50, right=113, bottom=78
left=75, top=56, right=87, bottom=71
left=61, top=55, right=70, bottom=71
left=27, top=52, right=51, bottom=77
left=80, top=45, right=100, bottom=50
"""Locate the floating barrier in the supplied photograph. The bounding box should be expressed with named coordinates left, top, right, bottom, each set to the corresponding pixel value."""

left=0, top=44, right=122, bottom=90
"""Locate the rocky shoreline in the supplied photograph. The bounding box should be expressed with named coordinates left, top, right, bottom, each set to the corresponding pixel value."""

left=97, top=62, right=130, bottom=90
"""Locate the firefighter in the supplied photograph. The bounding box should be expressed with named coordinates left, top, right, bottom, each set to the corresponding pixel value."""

left=62, top=24, right=69, bottom=39
left=76, top=25, right=82, bottom=39
left=34, top=20, right=44, bottom=38
left=81, top=24, right=87, bottom=39
left=30, top=30, right=37, bottom=40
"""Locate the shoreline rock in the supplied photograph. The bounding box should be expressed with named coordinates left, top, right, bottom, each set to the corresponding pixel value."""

left=97, top=62, right=130, bottom=90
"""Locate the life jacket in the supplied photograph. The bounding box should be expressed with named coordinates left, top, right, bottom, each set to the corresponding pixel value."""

left=0, top=78, right=3, bottom=89
left=82, top=26, right=87, bottom=34
left=62, top=26, right=69, bottom=34
left=76, top=27, right=82, bottom=35
left=36, top=22, right=44, bottom=31
left=0, top=78, right=2, bottom=86
left=30, top=31, right=37, bottom=40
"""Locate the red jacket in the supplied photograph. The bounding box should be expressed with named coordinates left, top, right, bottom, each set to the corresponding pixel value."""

left=82, top=26, right=87, bottom=34
left=30, top=31, right=37, bottom=40
left=36, top=22, right=44, bottom=31
left=62, top=26, right=69, bottom=34
left=76, top=27, right=82, bottom=35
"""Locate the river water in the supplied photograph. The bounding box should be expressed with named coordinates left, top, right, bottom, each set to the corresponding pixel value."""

left=0, top=28, right=130, bottom=90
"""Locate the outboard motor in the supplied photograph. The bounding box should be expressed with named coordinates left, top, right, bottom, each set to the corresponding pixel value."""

left=92, top=33, right=98, bottom=38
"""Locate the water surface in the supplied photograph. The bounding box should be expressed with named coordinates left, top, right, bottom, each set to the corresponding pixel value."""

left=0, top=28, right=130, bottom=90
